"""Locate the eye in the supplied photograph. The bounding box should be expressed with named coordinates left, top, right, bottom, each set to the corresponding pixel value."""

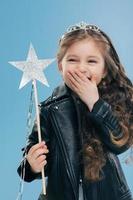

left=67, top=59, right=78, bottom=62
left=88, top=60, right=97, bottom=63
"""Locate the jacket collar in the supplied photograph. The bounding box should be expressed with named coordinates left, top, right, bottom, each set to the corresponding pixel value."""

left=51, top=82, right=80, bottom=101
left=40, top=82, right=81, bottom=107
left=52, top=82, right=72, bottom=100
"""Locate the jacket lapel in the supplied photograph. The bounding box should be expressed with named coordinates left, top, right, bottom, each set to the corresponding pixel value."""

left=49, top=82, right=82, bottom=200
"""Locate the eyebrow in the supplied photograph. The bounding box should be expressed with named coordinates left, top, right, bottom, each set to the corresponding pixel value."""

left=66, top=55, right=100, bottom=60
left=66, top=55, right=78, bottom=58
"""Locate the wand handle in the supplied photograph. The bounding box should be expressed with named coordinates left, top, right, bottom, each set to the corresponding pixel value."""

left=32, top=79, right=46, bottom=195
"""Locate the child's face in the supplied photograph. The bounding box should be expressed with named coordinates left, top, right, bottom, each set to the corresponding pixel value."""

left=58, top=38, right=106, bottom=87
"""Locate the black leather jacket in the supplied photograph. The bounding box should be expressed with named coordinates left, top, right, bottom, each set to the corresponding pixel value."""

left=18, top=83, right=132, bottom=200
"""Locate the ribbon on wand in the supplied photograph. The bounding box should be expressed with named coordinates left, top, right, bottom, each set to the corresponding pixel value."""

left=9, top=43, right=55, bottom=196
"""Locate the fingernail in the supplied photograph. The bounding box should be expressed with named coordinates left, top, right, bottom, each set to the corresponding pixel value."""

left=42, top=141, right=45, bottom=145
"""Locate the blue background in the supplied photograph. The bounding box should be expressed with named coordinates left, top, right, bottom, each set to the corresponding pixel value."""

left=0, top=0, right=133, bottom=199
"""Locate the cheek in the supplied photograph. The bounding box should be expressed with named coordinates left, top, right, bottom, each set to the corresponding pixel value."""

left=63, top=66, right=74, bottom=79
left=62, top=69, right=70, bottom=83
left=92, top=71, right=104, bottom=85
left=96, top=77, right=103, bottom=85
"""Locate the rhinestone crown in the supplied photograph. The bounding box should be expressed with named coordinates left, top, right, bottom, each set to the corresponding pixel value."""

left=61, top=21, right=101, bottom=40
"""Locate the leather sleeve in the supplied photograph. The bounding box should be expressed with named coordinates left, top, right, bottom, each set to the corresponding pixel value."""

left=87, top=98, right=130, bottom=154
left=17, top=105, right=50, bottom=182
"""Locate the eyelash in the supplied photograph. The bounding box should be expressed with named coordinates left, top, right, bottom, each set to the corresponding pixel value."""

left=88, top=60, right=97, bottom=63
left=68, top=59, right=97, bottom=63
left=68, top=59, right=77, bottom=62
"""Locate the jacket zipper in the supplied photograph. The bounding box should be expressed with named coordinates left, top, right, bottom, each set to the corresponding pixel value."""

left=50, top=107, right=78, bottom=200
left=73, top=99, right=86, bottom=200
left=108, top=154, right=122, bottom=187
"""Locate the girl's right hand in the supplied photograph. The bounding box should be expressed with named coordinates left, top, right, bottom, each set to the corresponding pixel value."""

left=26, top=141, right=49, bottom=173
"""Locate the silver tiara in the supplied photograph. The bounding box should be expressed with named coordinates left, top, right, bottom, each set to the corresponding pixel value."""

left=61, top=21, right=101, bottom=40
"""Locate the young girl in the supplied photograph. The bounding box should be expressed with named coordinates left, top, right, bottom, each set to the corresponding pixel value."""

left=17, top=22, right=133, bottom=200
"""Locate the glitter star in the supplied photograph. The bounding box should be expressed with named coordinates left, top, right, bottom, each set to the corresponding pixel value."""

left=9, top=43, right=55, bottom=89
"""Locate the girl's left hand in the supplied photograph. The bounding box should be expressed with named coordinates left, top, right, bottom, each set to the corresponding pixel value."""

left=67, top=69, right=99, bottom=111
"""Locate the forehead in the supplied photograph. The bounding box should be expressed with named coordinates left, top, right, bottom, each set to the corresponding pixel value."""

left=64, top=38, right=104, bottom=57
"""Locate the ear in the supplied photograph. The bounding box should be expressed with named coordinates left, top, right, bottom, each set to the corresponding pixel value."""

left=58, top=62, right=63, bottom=73
left=102, top=68, right=107, bottom=79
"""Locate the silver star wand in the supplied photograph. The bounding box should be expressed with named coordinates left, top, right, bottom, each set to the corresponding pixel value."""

left=9, top=43, right=55, bottom=196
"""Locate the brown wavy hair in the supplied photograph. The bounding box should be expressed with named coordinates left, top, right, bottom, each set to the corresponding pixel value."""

left=56, top=25, right=133, bottom=181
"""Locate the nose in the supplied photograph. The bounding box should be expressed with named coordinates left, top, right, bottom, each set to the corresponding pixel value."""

left=77, top=62, right=92, bottom=79
left=78, top=62, right=90, bottom=76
